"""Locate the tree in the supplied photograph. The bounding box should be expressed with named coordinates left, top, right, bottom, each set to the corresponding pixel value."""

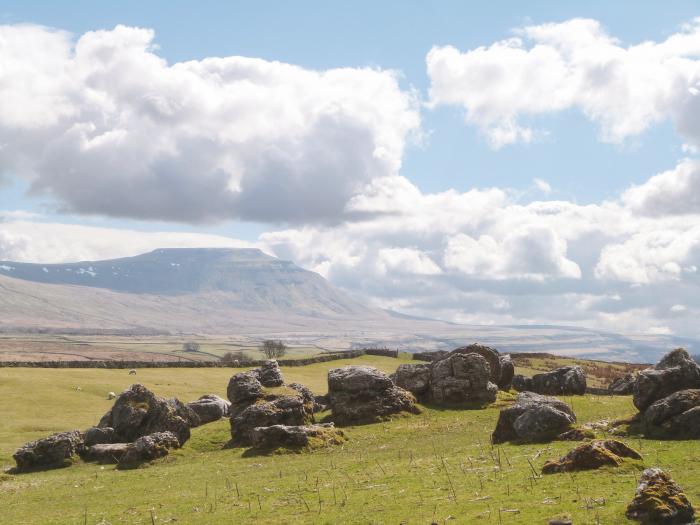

left=260, top=339, right=287, bottom=359
left=220, top=351, right=247, bottom=365
left=183, top=341, right=201, bottom=353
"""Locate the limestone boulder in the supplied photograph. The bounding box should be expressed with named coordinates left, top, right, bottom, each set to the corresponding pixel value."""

left=608, top=374, right=636, bottom=395
left=633, top=348, right=700, bottom=411
left=257, top=360, right=284, bottom=387
left=187, top=394, right=230, bottom=425
left=13, top=430, right=84, bottom=472
left=227, top=371, right=263, bottom=407
left=328, top=366, right=419, bottom=425
left=530, top=366, right=587, bottom=396
left=497, top=354, right=515, bottom=390
left=512, top=374, right=533, bottom=392
left=84, top=426, right=116, bottom=447
left=81, top=443, right=129, bottom=463
left=492, top=392, right=576, bottom=444
left=626, top=468, right=695, bottom=524
left=249, top=423, right=345, bottom=451
left=230, top=392, right=313, bottom=445
left=429, top=353, right=497, bottom=406
left=97, top=384, right=197, bottom=446
left=643, top=389, right=700, bottom=438
left=542, top=440, right=641, bottom=474
left=449, top=344, right=501, bottom=384
left=393, top=363, right=431, bottom=398
left=118, top=431, right=180, bottom=469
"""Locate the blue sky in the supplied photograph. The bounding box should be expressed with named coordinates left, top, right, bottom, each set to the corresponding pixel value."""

left=1, top=1, right=696, bottom=222
left=1, top=2, right=700, bottom=336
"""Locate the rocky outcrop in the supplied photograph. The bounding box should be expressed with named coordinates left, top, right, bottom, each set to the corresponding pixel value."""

left=118, top=431, right=181, bottom=469
left=643, top=389, right=700, bottom=438
left=542, top=440, right=641, bottom=474
left=97, top=384, right=197, bottom=446
left=626, top=468, right=695, bottom=524
left=492, top=392, right=576, bottom=444
left=13, top=430, right=84, bottom=472
left=608, top=374, right=636, bottom=395
left=530, top=366, right=587, bottom=395
left=497, top=354, right=515, bottom=390
left=393, top=363, right=431, bottom=398
left=633, top=348, right=700, bottom=411
left=187, top=394, right=230, bottom=425
left=249, top=423, right=345, bottom=451
left=328, top=366, right=419, bottom=425
left=429, top=353, right=498, bottom=406
left=227, top=371, right=263, bottom=409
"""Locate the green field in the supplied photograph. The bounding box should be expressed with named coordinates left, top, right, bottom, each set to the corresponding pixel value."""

left=1, top=355, right=698, bottom=524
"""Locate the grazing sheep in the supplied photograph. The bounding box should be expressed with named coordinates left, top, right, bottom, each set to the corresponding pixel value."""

left=74, top=386, right=82, bottom=391
left=107, top=392, right=116, bottom=400
left=129, top=369, right=136, bottom=375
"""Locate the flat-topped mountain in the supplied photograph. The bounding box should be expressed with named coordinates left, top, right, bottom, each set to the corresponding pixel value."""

left=0, top=248, right=380, bottom=332
left=0, top=248, right=369, bottom=314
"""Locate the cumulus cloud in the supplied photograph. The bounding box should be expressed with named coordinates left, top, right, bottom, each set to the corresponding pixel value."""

left=427, top=18, right=700, bottom=147
left=623, top=158, right=700, bottom=216
left=0, top=24, right=420, bottom=224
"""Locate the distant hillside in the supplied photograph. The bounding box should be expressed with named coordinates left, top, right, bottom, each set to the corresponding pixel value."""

left=0, top=248, right=698, bottom=363
left=0, top=248, right=379, bottom=332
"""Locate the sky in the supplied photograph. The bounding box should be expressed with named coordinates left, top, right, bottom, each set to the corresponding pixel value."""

left=1, top=1, right=700, bottom=337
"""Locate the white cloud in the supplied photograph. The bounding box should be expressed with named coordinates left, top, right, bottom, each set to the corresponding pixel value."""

left=427, top=18, right=700, bottom=147
left=0, top=220, right=256, bottom=263
left=623, top=158, right=700, bottom=216
left=534, top=178, right=552, bottom=194
left=0, top=24, right=420, bottom=224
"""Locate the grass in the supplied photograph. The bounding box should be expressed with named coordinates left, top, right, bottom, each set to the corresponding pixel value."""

left=1, top=355, right=699, bottom=524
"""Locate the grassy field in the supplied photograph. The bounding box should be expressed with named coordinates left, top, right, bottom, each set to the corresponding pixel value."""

left=1, top=355, right=698, bottom=524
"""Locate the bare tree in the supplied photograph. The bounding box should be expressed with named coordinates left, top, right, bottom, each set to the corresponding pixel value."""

left=260, top=339, right=287, bottom=359
left=183, top=341, right=201, bottom=353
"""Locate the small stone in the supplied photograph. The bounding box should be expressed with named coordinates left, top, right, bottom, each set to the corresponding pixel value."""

left=249, top=423, right=346, bottom=451
left=117, top=431, right=180, bottom=469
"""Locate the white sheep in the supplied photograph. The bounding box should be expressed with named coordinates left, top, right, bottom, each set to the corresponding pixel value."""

left=129, top=369, right=136, bottom=375
left=107, top=391, right=116, bottom=400
left=74, top=386, right=82, bottom=391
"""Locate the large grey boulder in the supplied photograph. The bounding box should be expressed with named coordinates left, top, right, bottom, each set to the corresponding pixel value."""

left=449, top=344, right=501, bottom=385
left=328, top=366, right=419, bottom=425
left=97, top=384, right=198, bottom=446
left=429, top=353, right=497, bottom=406
left=530, top=366, right=587, bottom=396
left=249, top=423, right=345, bottom=450
left=118, top=431, right=180, bottom=469
left=13, top=430, right=84, bottom=472
left=393, top=363, right=431, bottom=398
left=497, top=354, right=515, bottom=390
left=230, top=393, right=313, bottom=445
left=227, top=371, right=263, bottom=407
left=81, top=443, right=129, bottom=463
left=492, top=392, right=576, bottom=444
left=626, top=468, right=695, bottom=524
left=643, top=389, right=700, bottom=438
left=187, top=394, right=230, bottom=425
left=633, top=348, right=700, bottom=411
